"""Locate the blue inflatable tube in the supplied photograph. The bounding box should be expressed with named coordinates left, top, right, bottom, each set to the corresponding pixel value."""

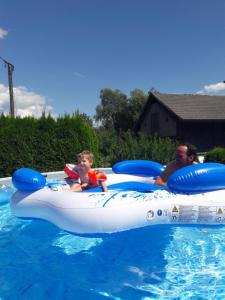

left=12, top=167, right=166, bottom=194
left=168, top=163, right=225, bottom=193
left=112, top=160, right=165, bottom=176
left=87, top=181, right=166, bottom=193
left=12, top=168, right=46, bottom=192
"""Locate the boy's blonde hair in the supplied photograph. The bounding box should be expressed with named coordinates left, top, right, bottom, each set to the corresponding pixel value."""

left=77, top=150, right=94, bottom=163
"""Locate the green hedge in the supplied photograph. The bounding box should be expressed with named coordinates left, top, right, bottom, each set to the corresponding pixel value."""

left=0, top=115, right=178, bottom=177
left=0, top=114, right=99, bottom=177
left=96, top=129, right=177, bottom=166
left=204, top=147, right=225, bottom=164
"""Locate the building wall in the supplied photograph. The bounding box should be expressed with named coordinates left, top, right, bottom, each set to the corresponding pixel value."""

left=177, top=121, right=225, bottom=152
left=138, top=98, right=225, bottom=152
left=140, top=101, right=177, bottom=136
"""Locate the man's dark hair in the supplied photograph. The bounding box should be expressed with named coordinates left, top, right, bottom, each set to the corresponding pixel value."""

left=178, top=142, right=197, bottom=161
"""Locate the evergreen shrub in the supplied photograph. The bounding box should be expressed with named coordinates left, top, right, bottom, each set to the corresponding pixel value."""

left=96, top=129, right=177, bottom=166
left=0, top=114, right=99, bottom=177
left=204, top=147, right=225, bottom=164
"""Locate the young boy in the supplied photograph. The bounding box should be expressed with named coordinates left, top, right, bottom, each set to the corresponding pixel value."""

left=64, top=150, right=108, bottom=192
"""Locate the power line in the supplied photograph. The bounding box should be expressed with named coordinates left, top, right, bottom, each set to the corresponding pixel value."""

left=0, top=56, right=15, bottom=117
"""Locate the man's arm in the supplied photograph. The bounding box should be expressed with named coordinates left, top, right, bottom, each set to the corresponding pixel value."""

left=154, top=175, right=167, bottom=186
left=154, top=162, right=175, bottom=187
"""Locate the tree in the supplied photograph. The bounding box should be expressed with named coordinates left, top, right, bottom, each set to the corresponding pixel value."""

left=128, top=89, right=148, bottom=124
left=95, top=88, right=147, bottom=131
left=95, top=88, right=127, bottom=129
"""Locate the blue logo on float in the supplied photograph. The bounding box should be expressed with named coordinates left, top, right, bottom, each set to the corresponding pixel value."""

left=157, top=209, right=163, bottom=216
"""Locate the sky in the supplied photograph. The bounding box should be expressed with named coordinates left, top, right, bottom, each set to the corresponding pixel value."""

left=1, top=0, right=225, bottom=118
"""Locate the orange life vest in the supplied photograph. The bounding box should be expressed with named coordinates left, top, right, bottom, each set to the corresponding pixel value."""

left=64, top=164, right=107, bottom=187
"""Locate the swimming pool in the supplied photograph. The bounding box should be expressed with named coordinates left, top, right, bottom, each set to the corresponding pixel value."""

left=1, top=171, right=225, bottom=299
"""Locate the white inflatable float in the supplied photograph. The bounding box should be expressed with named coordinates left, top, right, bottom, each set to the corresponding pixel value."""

left=10, top=161, right=225, bottom=236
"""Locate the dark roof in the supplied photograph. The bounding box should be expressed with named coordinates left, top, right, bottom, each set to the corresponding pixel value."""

left=150, top=92, right=225, bottom=120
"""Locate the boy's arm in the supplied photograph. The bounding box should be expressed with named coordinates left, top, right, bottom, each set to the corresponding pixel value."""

left=100, top=181, right=108, bottom=192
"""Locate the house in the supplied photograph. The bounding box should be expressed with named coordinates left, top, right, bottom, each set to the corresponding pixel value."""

left=135, top=91, right=225, bottom=152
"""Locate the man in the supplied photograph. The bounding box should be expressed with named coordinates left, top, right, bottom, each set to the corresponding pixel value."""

left=154, top=143, right=198, bottom=187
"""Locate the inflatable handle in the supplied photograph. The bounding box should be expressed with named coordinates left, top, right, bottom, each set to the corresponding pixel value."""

left=112, top=160, right=165, bottom=176
left=12, top=168, right=46, bottom=192
left=64, top=164, right=80, bottom=179
left=168, top=163, right=225, bottom=193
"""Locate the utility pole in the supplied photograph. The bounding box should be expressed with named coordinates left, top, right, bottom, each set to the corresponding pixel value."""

left=0, top=56, right=15, bottom=117
left=7, top=62, right=15, bottom=117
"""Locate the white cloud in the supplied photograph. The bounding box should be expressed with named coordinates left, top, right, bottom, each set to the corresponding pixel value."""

left=0, top=83, right=55, bottom=117
left=73, top=71, right=85, bottom=78
left=196, top=90, right=204, bottom=95
left=197, top=82, right=225, bottom=95
left=0, top=27, right=8, bottom=39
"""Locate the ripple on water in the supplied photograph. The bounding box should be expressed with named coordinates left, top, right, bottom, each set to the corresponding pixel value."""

left=1, top=193, right=225, bottom=298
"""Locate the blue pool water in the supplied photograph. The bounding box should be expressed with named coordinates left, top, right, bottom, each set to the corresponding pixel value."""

left=1, top=173, right=225, bottom=299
